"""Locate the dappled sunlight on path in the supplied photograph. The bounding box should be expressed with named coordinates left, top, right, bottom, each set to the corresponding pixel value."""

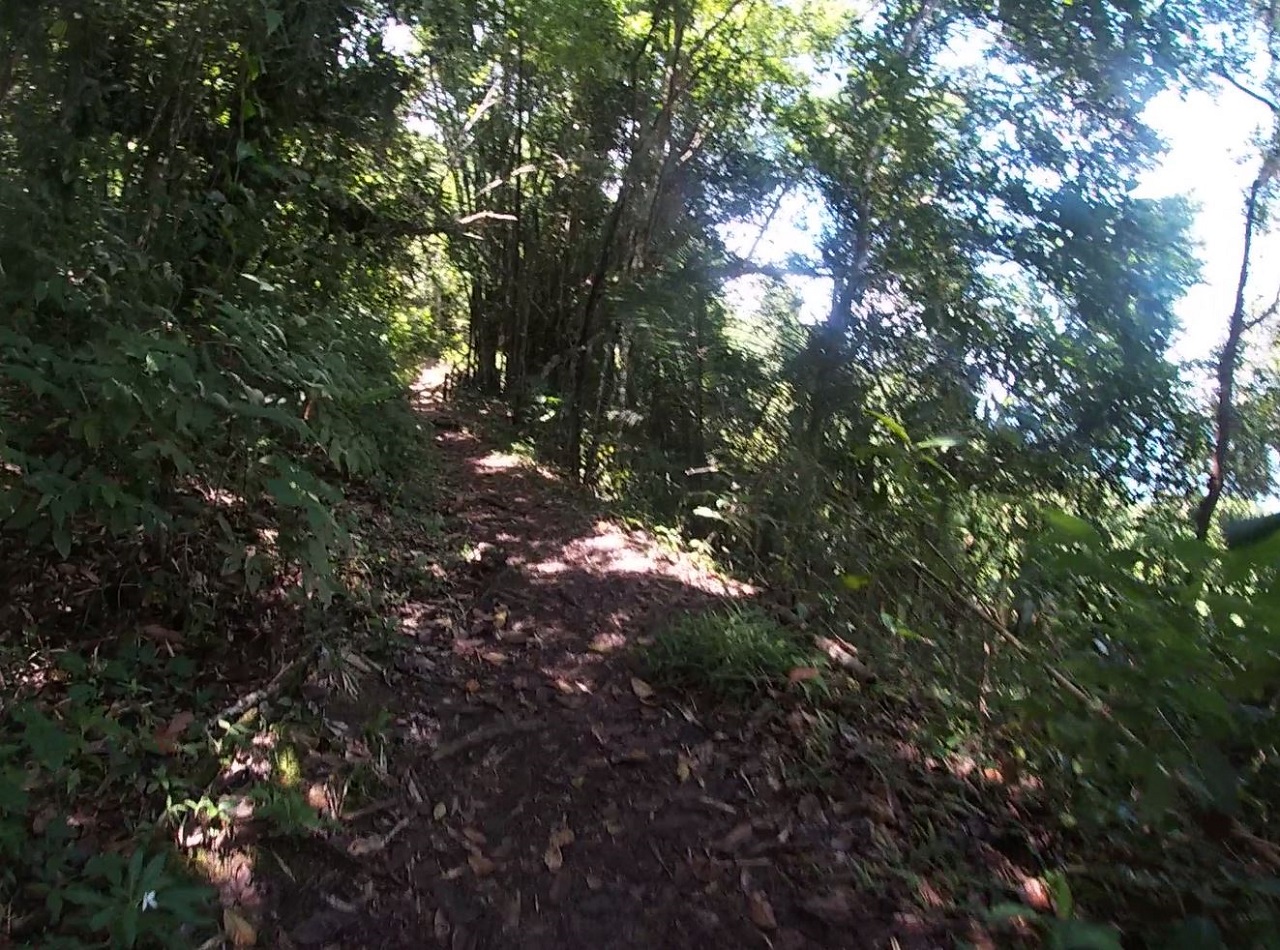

left=253, top=367, right=1027, bottom=949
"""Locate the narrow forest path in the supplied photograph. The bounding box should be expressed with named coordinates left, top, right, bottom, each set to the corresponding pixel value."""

left=260, top=368, right=997, bottom=949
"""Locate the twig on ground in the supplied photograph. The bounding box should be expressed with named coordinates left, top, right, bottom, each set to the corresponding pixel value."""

left=208, top=645, right=320, bottom=727
left=431, top=717, right=547, bottom=761
left=342, top=797, right=399, bottom=823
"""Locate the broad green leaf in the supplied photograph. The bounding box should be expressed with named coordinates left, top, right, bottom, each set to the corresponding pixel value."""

left=0, top=771, right=29, bottom=813
left=914, top=434, right=964, bottom=451
left=870, top=412, right=911, bottom=444
left=52, top=523, right=71, bottom=559
left=1041, top=508, right=1099, bottom=542
left=1048, top=919, right=1122, bottom=950
left=17, top=708, right=74, bottom=771
left=1046, top=871, right=1073, bottom=921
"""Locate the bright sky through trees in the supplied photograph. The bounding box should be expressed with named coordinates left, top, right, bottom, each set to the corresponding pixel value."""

left=1136, top=84, right=1280, bottom=362
left=391, top=12, right=1277, bottom=372
left=725, top=78, right=1280, bottom=369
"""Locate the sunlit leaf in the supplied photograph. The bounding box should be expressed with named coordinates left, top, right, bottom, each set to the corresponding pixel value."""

left=1041, top=508, right=1099, bottom=541
left=870, top=412, right=911, bottom=444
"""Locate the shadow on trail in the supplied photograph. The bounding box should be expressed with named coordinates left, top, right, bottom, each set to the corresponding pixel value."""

left=262, top=374, right=1035, bottom=950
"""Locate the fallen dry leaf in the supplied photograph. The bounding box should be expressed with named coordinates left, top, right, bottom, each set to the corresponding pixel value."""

left=406, top=774, right=424, bottom=804
left=224, top=907, right=257, bottom=947
left=464, top=679, right=482, bottom=694
left=306, top=783, right=329, bottom=811
left=468, top=853, right=497, bottom=877
left=141, top=623, right=184, bottom=644
left=493, top=606, right=509, bottom=629
left=341, top=649, right=374, bottom=674
left=549, top=826, right=576, bottom=848
left=719, top=822, right=754, bottom=853
left=544, top=842, right=564, bottom=871
left=348, top=835, right=385, bottom=856
left=796, top=794, right=823, bottom=822
left=787, top=667, right=822, bottom=684
left=588, top=633, right=626, bottom=654
left=153, top=710, right=195, bottom=754
left=630, top=677, right=655, bottom=701
left=1020, top=877, right=1052, bottom=912
left=814, top=636, right=872, bottom=679
left=918, top=879, right=945, bottom=908
left=801, top=889, right=856, bottom=925
left=481, top=650, right=507, bottom=666
left=747, top=891, right=777, bottom=930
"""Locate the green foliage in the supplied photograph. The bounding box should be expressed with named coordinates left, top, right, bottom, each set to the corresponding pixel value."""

left=0, top=0, right=450, bottom=595
left=248, top=783, right=327, bottom=836
left=988, top=872, right=1122, bottom=950
left=0, top=668, right=218, bottom=946
left=992, top=504, right=1280, bottom=846
left=642, top=605, right=815, bottom=696
left=49, top=849, right=215, bottom=950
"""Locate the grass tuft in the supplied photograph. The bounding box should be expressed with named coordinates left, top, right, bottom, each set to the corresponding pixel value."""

left=642, top=604, right=816, bottom=697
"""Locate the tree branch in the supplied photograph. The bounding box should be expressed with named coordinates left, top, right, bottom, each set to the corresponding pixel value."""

left=713, top=257, right=826, bottom=282
left=1244, top=283, right=1280, bottom=333
left=1218, top=70, right=1280, bottom=116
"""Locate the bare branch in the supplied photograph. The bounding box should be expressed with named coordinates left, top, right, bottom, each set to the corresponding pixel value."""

left=1244, top=285, right=1280, bottom=332
left=744, top=186, right=789, bottom=262
left=1218, top=70, right=1280, bottom=115
left=455, top=210, right=518, bottom=226
left=714, top=257, right=826, bottom=282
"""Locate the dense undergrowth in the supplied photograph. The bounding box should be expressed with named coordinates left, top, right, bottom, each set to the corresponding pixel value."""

left=0, top=431, right=450, bottom=946
left=634, top=494, right=1280, bottom=946
left=0, top=1, right=454, bottom=943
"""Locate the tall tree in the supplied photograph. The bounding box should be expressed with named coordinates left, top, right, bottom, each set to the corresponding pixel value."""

left=1195, top=22, right=1280, bottom=537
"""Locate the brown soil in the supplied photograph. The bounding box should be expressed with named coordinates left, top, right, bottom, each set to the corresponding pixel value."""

left=247, top=370, right=1026, bottom=949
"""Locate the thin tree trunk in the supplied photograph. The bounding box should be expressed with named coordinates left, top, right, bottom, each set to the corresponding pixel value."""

left=1195, top=165, right=1272, bottom=540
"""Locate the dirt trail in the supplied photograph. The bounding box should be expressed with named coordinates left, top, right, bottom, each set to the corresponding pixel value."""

left=262, top=370, right=975, bottom=949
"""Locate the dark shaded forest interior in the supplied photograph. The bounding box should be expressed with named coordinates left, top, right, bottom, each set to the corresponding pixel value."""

left=5, top=1, right=1280, bottom=947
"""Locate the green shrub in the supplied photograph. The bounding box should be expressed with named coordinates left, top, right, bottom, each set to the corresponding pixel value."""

left=642, top=604, right=815, bottom=697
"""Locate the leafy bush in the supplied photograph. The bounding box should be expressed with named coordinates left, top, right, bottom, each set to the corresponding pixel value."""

left=643, top=604, right=814, bottom=696
left=0, top=0, right=450, bottom=597
left=1, top=676, right=218, bottom=947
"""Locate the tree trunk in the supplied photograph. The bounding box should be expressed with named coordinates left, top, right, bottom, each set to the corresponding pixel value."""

left=1195, top=165, right=1272, bottom=540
